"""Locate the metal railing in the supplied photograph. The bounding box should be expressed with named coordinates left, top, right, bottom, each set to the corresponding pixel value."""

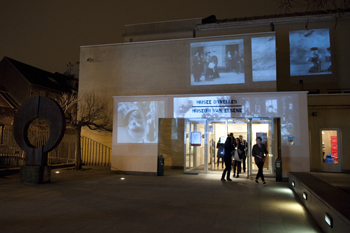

left=81, top=136, right=111, bottom=166
left=0, top=129, right=111, bottom=168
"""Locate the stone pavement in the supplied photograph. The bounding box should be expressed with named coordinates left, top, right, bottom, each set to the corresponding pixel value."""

left=0, top=167, right=322, bottom=233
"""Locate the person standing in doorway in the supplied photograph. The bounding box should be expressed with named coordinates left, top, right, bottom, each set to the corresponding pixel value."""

left=221, top=135, right=234, bottom=181
left=216, top=138, right=225, bottom=168
left=233, top=138, right=245, bottom=178
left=239, top=135, right=248, bottom=173
left=252, top=136, right=268, bottom=185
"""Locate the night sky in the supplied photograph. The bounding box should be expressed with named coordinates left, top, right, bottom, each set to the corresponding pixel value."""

left=0, top=0, right=282, bottom=73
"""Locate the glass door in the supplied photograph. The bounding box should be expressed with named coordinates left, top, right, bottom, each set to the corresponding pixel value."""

left=184, top=119, right=206, bottom=173
left=321, top=129, right=341, bottom=172
left=249, top=118, right=275, bottom=177
left=207, top=119, right=227, bottom=171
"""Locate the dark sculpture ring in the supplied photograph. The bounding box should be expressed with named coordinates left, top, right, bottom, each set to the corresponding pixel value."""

left=13, top=96, right=66, bottom=166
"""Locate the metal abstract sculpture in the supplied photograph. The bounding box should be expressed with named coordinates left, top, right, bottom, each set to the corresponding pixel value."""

left=13, top=96, right=66, bottom=166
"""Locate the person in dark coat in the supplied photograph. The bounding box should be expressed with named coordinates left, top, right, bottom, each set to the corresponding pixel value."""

left=216, top=138, right=225, bottom=168
left=233, top=138, right=245, bottom=178
left=252, top=136, right=268, bottom=185
left=239, top=135, right=248, bottom=173
left=192, top=51, right=202, bottom=82
left=221, top=135, right=234, bottom=181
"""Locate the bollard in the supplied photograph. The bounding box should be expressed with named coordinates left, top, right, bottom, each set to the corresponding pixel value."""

left=275, top=159, right=282, bottom=181
left=157, top=154, right=164, bottom=176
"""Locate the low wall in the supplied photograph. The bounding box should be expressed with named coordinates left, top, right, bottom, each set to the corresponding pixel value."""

left=289, top=172, right=350, bottom=233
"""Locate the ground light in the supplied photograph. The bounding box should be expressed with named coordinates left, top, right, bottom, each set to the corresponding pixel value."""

left=325, top=213, right=333, bottom=228
left=303, top=192, right=307, bottom=200
left=121, top=177, right=125, bottom=180
left=55, top=171, right=60, bottom=174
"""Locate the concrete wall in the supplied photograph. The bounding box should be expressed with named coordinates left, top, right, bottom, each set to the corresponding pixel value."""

left=122, top=15, right=350, bottom=94
left=308, top=94, right=350, bottom=172
left=79, top=32, right=277, bottom=147
left=158, top=118, right=185, bottom=168
left=79, top=14, right=350, bottom=173
left=111, top=92, right=309, bottom=177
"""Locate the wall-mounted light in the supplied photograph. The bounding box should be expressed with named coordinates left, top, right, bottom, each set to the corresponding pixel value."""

left=303, top=192, right=307, bottom=200
left=325, top=213, right=333, bottom=228
left=87, top=58, right=94, bottom=62
left=292, top=181, right=295, bottom=187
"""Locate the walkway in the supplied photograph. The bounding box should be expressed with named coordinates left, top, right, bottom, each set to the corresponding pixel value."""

left=0, top=167, right=322, bottom=233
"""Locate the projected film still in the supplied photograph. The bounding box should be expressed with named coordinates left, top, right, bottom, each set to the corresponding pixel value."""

left=190, top=39, right=244, bottom=85
left=117, top=101, right=164, bottom=143
left=251, top=36, right=276, bottom=82
left=289, top=28, right=332, bottom=76
left=173, top=94, right=297, bottom=144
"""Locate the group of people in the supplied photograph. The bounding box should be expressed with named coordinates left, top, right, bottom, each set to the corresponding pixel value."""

left=219, top=134, right=268, bottom=185
left=192, top=51, right=220, bottom=82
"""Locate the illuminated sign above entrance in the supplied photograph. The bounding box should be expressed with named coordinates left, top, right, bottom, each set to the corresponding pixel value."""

left=192, top=98, right=242, bottom=114
left=174, top=96, right=241, bottom=118
left=172, top=93, right=301, bottom=145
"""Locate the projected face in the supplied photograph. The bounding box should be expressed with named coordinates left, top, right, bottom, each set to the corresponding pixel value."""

left=289, top=28, right=332, bottom=76
left=117, top=101, right=165, bottom=143
left=126, top=110, right=145, bottom=141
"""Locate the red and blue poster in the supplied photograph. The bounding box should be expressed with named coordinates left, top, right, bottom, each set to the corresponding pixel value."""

left=331, top=136, right=338, bottom=163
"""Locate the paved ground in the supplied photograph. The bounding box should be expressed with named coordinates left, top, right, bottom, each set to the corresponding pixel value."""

left=0, top=167, right=322, bottom=233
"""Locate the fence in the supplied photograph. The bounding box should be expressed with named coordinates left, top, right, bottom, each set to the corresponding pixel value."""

left=81, top=136, right=111, bottom=166
left=0, top=129, right=111, bottom=168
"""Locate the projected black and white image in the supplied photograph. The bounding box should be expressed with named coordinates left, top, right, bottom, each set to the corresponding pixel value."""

left=191, top=39, right=244, bottom=85
left=290, top=28, right=332, bottom=76
left=252, top=36, right=276, bottom=81
left=117, top=101, right=164, bottom=143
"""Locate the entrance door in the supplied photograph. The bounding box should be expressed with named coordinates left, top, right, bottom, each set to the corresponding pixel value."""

left=321, top=129, right=341, bottom=172
left=207, top=119, right=227, bottom=171
left=249, top=118, right=275, bottom=177
left=184, top=117, right=277, bottom=176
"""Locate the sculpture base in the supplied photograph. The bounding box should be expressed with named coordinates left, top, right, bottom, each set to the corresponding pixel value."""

left=20, top=165, right=51, bottom=184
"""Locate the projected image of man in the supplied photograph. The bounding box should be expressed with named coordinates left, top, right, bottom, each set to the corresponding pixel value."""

left=289, top=28, right=332, bottom=76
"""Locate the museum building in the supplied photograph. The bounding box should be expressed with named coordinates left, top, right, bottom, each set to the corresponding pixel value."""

left=79, top=12, right=350, bottom=179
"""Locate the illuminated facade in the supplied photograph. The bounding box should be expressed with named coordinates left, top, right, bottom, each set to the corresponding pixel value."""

left=79, top=12, right=350, bottom=178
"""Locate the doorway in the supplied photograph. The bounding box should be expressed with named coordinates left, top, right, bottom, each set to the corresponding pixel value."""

left=184, top=117, right=276, bottom=177
left=321, top=129, right=342, bottom=172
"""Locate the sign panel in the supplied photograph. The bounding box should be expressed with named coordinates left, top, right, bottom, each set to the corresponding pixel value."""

left=191, top=132, right=201, bottom=146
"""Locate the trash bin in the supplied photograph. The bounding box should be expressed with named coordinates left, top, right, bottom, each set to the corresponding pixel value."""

left=275, top=159, right=282, bottom=181
left=157, top=154, right=164, bottom=176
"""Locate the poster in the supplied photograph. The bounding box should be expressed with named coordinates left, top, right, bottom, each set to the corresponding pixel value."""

left=331, top=136, right=338, bottom=163
left=191, top=132, right=201, bottom=146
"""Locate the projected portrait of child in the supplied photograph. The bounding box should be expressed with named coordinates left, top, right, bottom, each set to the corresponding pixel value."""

left=117, top=101, right=164, bottom=143
left=289, top=28, right=332, bottom=76
left=124, top=109, right=146, bottom=142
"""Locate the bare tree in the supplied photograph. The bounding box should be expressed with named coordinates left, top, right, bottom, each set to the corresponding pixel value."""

left=275, top=0, right=350, bottom=28
left=57, top=92, right=112, bottom=169
left=276, top=0, right=350, bottom=15
left=277, top=0, right=349, bottom=12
